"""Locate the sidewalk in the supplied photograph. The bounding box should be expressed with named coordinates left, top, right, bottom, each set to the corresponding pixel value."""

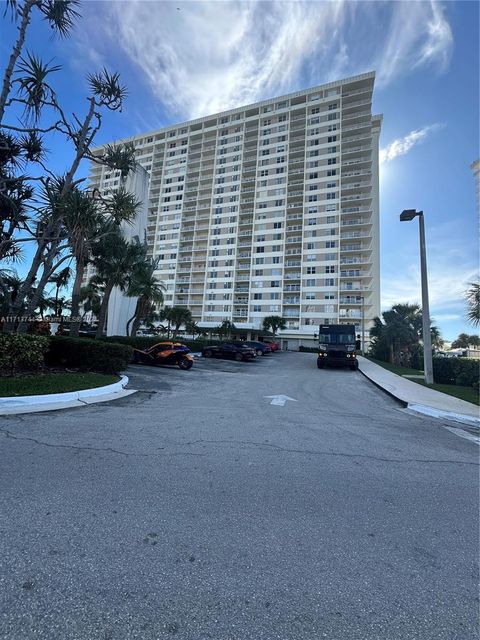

left=0, top=375, right=136, bottom=415
left=357, top=357, right=479, bottom=428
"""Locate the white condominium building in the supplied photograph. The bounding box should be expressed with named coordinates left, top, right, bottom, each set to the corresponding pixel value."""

left=89, top=71, right=382, bottom=343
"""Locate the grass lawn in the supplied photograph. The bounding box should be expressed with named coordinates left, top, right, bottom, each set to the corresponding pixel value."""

left=413, top=380, right=479, bottom=406
left=0, top=372, right=119, bottom=397
left=364, top=357, right=479, bottom=407
left=365, top=357, right=424, bottom=377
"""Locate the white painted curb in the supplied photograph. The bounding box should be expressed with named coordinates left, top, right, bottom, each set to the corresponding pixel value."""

left=407, top=403, right=480, bottom=429
left=0, top=375, right=131, bottom=409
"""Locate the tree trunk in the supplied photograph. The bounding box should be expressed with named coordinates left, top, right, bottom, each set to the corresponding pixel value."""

left=131, top=298, right=147, bottom=338
left=16, top=242, right=67, bottom=332
left=69, top=259, right=85, bottom=338
left=0, top=0, right=36, bottom=123
left=95, top=281, right=114, bottom=339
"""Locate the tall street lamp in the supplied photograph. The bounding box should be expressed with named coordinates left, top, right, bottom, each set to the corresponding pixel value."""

left=400, top=209, right=434, bottom=384
left=360, top=295, right=365, bottom=355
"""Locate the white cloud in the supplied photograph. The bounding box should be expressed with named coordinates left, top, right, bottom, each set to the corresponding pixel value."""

left=380, top=124, right=444, bottom=164
left=76, top=0, right=454, bottom=121
left=97, top=1, right=351, bottom=120
left=381, top=265, right=478, bottom=312
left=376, top=0, right=453, bottom=87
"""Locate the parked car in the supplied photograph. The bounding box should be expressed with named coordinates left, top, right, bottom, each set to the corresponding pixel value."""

left=133, top=341, right=193, bottom=369
left=242, top=341, right=272, bottom=356
left=262, top=339, right=280, bottom=351
left=202, top=343, right=256, bottom=361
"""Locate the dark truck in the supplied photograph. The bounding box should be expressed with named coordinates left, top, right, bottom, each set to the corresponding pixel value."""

left=316, top=324, right=358, bottom=370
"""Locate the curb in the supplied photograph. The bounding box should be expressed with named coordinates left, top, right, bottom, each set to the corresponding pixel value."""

left=357, top=368, right=408, bottom=407
left=0, top=375, right=136, bottom=415
left=358, top=367, right=479, bottom=428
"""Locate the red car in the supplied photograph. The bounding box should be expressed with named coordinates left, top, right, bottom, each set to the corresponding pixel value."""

left=262, top=340, right=280, bottom=351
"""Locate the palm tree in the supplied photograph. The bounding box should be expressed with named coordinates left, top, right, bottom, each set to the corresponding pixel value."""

left=465, top=282, right=480, bottom=326
left=262, top=315, right=287, bottom=337
left=216, top=319, right=235, bottom=340
left=185, top=320, right=204, bottom=340
left=48, top=266, right=72, bottom=316
left=159, top=306, right=192, bottom=339
left=125, top=258, right=166, bottom=337
left=91, top=231, right=146, bottom=338
left=80, top=284, right=102, bottom=323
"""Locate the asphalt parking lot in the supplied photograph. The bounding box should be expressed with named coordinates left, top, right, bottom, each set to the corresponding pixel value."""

left=1, top=351, right=478, bottom=640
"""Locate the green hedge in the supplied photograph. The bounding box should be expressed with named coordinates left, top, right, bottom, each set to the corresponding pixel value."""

left=433, top=357, right=479, bottom=388
left=0, top=334, right=50, bottom=376
left=47, top=336, right=133, bottom=374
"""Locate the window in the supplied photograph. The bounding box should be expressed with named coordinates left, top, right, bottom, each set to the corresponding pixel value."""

left=306, top=267, right=316, bottom=274
left=327, top=136, right=337, bottom=143
left=326, top=192, right=337, bottom=200
left=255, top=257, right=265, bottom=264
left=260, top=170, right=269, bottom=176
left=273, top=222, right=282, bottom=229
left=256, top=246, right=265, bottom=253
left=308, top=218, right=317, bottom=225
left=326, top=182, right=337, bottom=189
left=328, top=103, right=338, bottom=110
left=325, top=293, right=335, bottom=300
left=306, top=279, right=316, bottom=286
left=311, top=107, right=320, bottom=114
left=253, top=293, right=263, bottom=300
left=270, top=281, right=280, bottom=287
left=307, top=242, right=315, bottom=250
left=327, top=158, right=337, bottom=165
left=325, top=266, right=335, bottom=273
left=326, top=216, right=336, bottom=224
left=326, top=241, right=336, bottom=248
left=272, top=256, right=280, bottom=264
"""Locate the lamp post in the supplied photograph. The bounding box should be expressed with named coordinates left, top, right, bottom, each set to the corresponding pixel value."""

left=400, top=209, right=434, bottom=384
left=360, top=295, right=365, bottom=355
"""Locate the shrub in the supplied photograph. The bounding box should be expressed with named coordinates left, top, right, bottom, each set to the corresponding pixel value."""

left=0, top=334, right=50, bottom=376
left=46, top=336, right=133, bottom=374
left=433, top=357, right=479, bottom=388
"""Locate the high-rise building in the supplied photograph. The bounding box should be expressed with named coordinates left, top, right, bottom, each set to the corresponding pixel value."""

left=89, top=71, right=382, bottom=346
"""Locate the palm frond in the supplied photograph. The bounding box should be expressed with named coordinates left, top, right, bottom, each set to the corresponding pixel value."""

left=87, top=68, right=127, bottom=110
left=40, top=0, right=81, bottom=37
left=15, top=51, right=61, bottom=122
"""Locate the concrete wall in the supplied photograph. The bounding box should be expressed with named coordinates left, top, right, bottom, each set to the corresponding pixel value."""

left=107, top=166, right=149, bottom=337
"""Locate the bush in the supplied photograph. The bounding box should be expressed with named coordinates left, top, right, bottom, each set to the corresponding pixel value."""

left=0, top=334, right=50, bottom=376
left=46, top=336, right=133, bottom=374
left=433, top=357, right=479, bottom=388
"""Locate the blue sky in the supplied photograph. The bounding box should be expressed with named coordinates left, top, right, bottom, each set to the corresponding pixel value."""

left=1, top=0, right=478, bottom=341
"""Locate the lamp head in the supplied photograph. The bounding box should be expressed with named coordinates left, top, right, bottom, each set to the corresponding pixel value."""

left=400, top=209, right=418, bottom=222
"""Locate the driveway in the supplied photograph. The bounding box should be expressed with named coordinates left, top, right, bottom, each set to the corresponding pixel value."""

left=0, top=352, right=478, bottom=639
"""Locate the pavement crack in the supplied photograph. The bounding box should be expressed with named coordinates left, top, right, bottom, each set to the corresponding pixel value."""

left=0, top=429, right=205, bottom=458
left=169, top=438, right=479, bottom=466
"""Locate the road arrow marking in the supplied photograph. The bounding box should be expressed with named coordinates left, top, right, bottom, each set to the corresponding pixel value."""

left=264, top=395, right=298, bottom=407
